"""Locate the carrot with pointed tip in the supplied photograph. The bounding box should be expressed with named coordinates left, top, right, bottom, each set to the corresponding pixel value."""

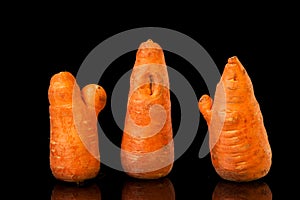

left=198, top=56, right=272, bottom=182
left=121, top=39, right=174, bottom=179
left=48, top=71, right=106, bottom=183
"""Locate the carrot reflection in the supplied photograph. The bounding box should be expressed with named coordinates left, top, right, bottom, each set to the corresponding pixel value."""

left=51, top=182, right=101, bottom=200
left=122, top=177, right=175, bottom=200
left=212, top=180, right=272, bottom=200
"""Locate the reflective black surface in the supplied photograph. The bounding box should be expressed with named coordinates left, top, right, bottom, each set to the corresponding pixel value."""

left=212, top=180, right=272, bottom=199
left=43, top=156, right=280, bottom=199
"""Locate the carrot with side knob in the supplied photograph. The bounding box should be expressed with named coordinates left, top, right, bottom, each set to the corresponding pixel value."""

left=198, top=56, right=272, bottom=182
left=121, top=39, right=174, bottom=179
left=48, top=71, right=106, bottom=183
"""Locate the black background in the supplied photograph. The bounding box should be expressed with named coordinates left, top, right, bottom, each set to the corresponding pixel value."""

left=10, top=6, right=296, bottom=199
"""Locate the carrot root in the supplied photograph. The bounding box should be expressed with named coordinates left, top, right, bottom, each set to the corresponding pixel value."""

left=49, top=71, right=106, bottom=182
left=121, top=39, right=174, bottom=179
left=198, top=56, right=272, bottom=182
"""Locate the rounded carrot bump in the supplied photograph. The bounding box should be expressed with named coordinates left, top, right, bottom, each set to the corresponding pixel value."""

left=48, top=71, right=107, bottom=183
left=198, top=56, right=272, bottom=182
left=198, top=94, right=213, bottom=125
left=121, top=39, right=174, bottom=179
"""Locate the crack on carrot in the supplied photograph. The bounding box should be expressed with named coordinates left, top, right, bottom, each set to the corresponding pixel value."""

left=233, top=73, right=237, bottom=81
left=149, top=75, right=153, bottom=95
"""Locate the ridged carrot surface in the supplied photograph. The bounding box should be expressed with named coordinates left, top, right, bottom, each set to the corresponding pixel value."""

left=121, top=39, right=174, bottom=179
left=198, top=56, right=272, bottom=182
left=48, top=71, right=106, bottom=182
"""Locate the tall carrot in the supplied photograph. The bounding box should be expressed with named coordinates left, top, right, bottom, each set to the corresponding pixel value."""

left=48, top=71, right=106, bottom=183
left=121, top=39, right=174, bottom=179
left=198, top=56, right=272, bottom=182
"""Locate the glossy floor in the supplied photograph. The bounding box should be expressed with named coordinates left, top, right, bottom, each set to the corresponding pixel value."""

left=44, top=164, right=278, bottom=200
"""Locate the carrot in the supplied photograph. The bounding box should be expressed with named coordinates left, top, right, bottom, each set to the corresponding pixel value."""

left=212, top=180, right=272, bottom=199
left=122, top=178, right=175, bottom=200
left=198, top=56, right=272, bottom=182
left=48, top=71, right=106, bottom=183
left=120, top=39, right=174, bottom=179
left=51, top=182, right=101, bottom=200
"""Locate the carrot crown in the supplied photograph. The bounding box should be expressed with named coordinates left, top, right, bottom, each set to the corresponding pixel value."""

left=134, top=39, right=166, bottom=66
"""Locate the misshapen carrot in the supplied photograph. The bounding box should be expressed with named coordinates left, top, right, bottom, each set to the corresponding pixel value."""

left=48, top=71, right=106, bottom=183
left=198, top=56, right=272, bottom=182
left=121, top=39, right=174, bottom=179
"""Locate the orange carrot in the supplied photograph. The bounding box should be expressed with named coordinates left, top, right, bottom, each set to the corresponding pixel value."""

left=120, top=39, right=174, bottom=179
left=48, top=71, right=106, bottom=183
left=212, top=180, right=272, bottom=200
left=51, top=183, right=101, bottom=200
left=122, top=178, right=175, bottom=200
left=198, top=56, right=272, bottom=182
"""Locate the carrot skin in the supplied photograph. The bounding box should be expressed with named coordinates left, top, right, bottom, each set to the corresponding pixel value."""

left=199, top=56, right=272, bottom=182
left=198, top=94, right=213, bottom=125
left=49, top=71, right=106, bottom=182
left=121, top=39, right=174, bottom=179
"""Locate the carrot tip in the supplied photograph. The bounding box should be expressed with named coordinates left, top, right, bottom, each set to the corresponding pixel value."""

left=227, top=56, right=239, bottom=64
left=199, top=94, right=209, bottom=102
left=50, top=71, right=75, bottom=85
left=139, top=39, right=162, bottom=49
